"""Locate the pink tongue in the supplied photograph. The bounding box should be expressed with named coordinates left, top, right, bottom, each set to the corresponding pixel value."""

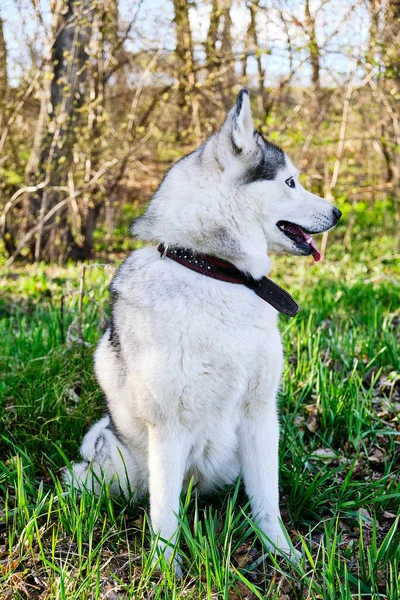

left=304, top=233, right=321, bottom=262
left=283, top=224, right=321, bottom=262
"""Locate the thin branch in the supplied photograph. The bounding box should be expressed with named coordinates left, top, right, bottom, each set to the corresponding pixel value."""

left=0, top=179, right=50, bottom=233
left=6, top=197, right=70, bottom=266
left=329, top=71, right=355, bottom=192
left=4, top=130, right=154, bottom=264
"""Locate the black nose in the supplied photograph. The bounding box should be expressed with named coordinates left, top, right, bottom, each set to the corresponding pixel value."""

left=332, top=206, right=342, bottom=222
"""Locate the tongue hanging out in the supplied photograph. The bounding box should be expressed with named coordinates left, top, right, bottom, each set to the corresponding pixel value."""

left=279, top=222, right=321, bottom=262
left=303, top=232, right=321, bottom=262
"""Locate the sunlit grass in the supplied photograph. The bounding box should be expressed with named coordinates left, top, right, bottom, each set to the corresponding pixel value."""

left=0, top=220, right=399, bottom=598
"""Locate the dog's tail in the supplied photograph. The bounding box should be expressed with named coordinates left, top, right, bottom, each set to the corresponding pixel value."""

left=63, top=414, right=143, bottom=498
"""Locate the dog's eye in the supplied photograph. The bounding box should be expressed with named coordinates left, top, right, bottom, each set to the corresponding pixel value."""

left=285, top=177, right=295, bottom=188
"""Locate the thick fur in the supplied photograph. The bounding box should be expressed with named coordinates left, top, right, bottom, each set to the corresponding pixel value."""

left=64, top=90, right=340, bottom=570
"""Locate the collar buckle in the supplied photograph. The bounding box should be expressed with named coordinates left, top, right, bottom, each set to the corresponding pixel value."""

left=159, top=244, right=169, bottom=259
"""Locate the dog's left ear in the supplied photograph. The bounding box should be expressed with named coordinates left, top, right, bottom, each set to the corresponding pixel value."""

left=223, top=89, right=254, bottom=153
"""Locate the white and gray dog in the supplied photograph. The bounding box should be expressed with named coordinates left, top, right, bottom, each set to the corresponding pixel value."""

left=65, top=90, right=341, bottom=572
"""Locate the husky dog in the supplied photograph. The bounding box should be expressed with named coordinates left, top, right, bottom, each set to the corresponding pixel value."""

left=65, top=90, right=341, bottom=571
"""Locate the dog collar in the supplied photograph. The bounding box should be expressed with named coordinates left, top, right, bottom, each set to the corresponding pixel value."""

left=157, top=243, right=299, bottom=317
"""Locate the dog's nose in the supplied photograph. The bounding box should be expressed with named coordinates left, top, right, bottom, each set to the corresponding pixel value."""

left=332, top=206, right=342, bottom=222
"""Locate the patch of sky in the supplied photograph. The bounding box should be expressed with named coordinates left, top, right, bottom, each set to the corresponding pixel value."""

left=1, top=0, right=370, bottom=88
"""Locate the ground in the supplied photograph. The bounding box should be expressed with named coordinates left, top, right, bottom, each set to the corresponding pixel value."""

left=0, top=205, right=399, bottom=599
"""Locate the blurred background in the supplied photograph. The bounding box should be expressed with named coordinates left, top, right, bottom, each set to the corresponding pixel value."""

left=0, top=0, right=399, bottom=264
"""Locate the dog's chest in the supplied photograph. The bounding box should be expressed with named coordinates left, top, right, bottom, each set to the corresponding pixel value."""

left=176, top=303, right=266, bottom=404
left=168, top=278, right=279, bottom=421
left=114, top=251, right=282, bottom=424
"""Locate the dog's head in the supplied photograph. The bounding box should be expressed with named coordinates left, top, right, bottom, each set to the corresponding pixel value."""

left=133, top=90, right=341, bottom=278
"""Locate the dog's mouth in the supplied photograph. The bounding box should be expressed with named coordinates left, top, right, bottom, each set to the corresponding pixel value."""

left=277, top=221, right=321, bottom=262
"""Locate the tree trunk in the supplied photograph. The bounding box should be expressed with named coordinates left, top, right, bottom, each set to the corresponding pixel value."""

left=304, top=0, right=323, bottom=196
left=173, top=0, right=200, bottom=139
left=204, top=0, right=235, bottom=110
left=383, top=0, right=400, bottom=233
left=206, top=0, right=221, bottom=74
left=0, top=12, right=7, bottom=98
left=0, top=9, right=8, bottom=138
left=25, top=0, right=94, bottom=262
left=305, top=0, right=320, bottom=92
left=247, top=0, right=268, bottom=115
left=367, top=0, right=381, bottom=67
left=68, top=0, right=120, bottom=259
left=385, top=0, right=400, bottom=80
left=0, top=12, right=15, bottom=255
left=220, top=0, right=235, bottom=108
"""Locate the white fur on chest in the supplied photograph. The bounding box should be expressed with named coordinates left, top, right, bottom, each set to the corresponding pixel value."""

left=95, top=247, right=283, bottom=491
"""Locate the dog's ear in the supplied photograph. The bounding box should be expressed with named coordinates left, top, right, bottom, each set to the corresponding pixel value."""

left=223, top=89, right=254, bottom=154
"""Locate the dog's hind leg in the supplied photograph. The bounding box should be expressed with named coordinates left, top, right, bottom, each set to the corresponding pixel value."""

left=64, top=414, right=143, bottom=498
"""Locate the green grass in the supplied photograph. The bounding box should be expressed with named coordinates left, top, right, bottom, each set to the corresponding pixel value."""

left=0, top=212, right=399, bottom=598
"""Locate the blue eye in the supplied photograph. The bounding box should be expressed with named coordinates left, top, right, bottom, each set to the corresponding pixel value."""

left=285, top=177, right=295, bottom=188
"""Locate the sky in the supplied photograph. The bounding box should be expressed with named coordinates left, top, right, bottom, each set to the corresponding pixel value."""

left=0, top=0, right=370, bottom=87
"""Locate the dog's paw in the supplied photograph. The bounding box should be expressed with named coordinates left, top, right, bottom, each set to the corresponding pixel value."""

left=260, top=527, right=301, bottom=563
left=151, top=544, right=183, bottom=578
left=151, top=555, right=183, bottom=578
left=266, top=539, right=301, bottom=562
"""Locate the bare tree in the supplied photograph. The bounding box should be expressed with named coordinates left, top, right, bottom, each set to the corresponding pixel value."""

left=206, top=0, right=221, bottom=73
left=205, top=0, right=235, bottom=110
left=0, top=10, right=7, bottom=98
left=382, top=0, right=400, bottom=215
left=245, top=0, right=268, bottom=115
left=384, top=0, right=400, bottom=80
left=0, top=12, right=13, bottom=255
left=173, top=0, right=200, bottom=139
left=219, top=0, right=235, bottom=107
left=367, top=0, right=381, bottom=67
left=304, top=0, right=320, bottom=92
left=24, top=0, right=95, bottom=262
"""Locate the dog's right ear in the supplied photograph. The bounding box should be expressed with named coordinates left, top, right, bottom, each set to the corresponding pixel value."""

left=222, top=89, right=254, bottom=154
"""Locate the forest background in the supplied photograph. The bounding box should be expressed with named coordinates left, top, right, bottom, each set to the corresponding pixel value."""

left=0, top=0, right=399, bottom=261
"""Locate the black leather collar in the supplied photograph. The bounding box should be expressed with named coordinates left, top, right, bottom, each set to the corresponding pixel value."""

left=157, top=243, right=299, bottom=317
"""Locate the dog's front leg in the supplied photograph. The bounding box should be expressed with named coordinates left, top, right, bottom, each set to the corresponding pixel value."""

left=240, top=402, right=298, bottom=558
left=147, top=425, right=189, bottom=575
